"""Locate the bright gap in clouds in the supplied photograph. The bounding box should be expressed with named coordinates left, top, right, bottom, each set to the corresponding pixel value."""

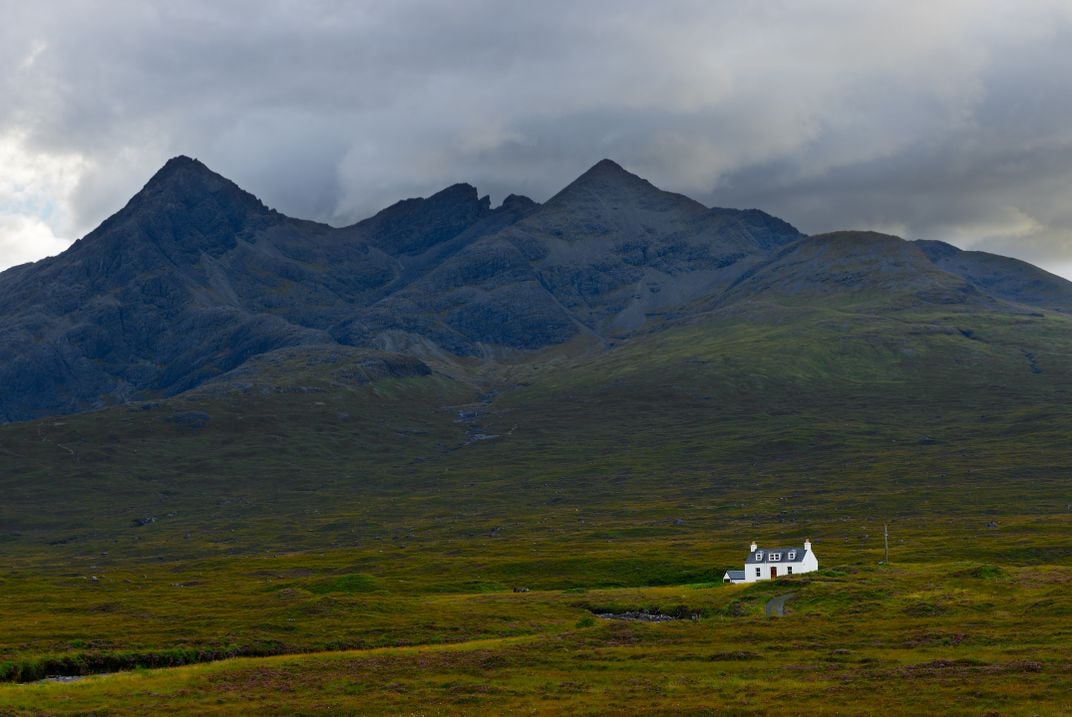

left=0, top=133, right=84, bottom=271
left=0, top=214, right=70, bottom=270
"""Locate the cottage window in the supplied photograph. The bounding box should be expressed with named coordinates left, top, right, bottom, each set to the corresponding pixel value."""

left=755, top=551, right=763, bottom=560
left=770, top=552, right=781, bottom=561
left=788, top=551, right=796, bottom=560
left=788, top=566, right=793, bottom=575
left=755, top=568, right=760, bottom=577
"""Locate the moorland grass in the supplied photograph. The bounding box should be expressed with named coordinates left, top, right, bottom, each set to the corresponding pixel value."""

left=1, top=303, right=1071, bottom=712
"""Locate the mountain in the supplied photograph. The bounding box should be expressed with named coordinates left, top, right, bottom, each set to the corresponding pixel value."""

left=0, top=158, right=500, bottom=421
left=915, top=238, right=1072, bottom=309
left=4, top=154, right=1072, bottom=713
left=333, top=159, right=805, bottom=352
left=0, top=157, right=1070, bottom=422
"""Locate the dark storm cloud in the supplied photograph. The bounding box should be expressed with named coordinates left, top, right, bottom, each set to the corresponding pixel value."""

left=1, top=1, right=1071, bottom=277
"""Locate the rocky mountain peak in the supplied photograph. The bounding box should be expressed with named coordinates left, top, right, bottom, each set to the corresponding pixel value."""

left=544, top=158, right=706, bottom=215
left=356, top=182, right=494, bottom=257
left=499, top=193, right=538, bottom=211
left=554, top=158, right=648, bottom=194
left=81, top=156, right=278, bottom=262
left=587, top=157, right=631, bottom=175
left=116, top=155, right=265, bottom=218
left=151, top=154, right=209, bottom=178
left=137, top=156, right=253, bottom=203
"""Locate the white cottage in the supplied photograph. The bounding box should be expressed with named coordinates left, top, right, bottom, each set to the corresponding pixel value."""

left=723, top=539, right=818, bottom=584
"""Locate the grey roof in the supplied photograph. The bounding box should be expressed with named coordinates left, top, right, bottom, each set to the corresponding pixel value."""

left=724, top=570, right=746, bottom=580
left=745, top=546, right=808, bottom=564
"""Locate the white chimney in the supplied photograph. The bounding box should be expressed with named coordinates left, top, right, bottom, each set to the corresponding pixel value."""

left=804, top=538, right=812, bottom=552
left=750, top=541, right=757, bottom=553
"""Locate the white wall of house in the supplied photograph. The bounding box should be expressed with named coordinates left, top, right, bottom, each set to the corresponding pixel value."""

left=741, top=543, right=818, bottom=583
left=743, top=558, right=804, bottom=582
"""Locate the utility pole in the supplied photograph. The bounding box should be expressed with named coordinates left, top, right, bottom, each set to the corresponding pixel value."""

left=883, top=522, right=889, bottom=564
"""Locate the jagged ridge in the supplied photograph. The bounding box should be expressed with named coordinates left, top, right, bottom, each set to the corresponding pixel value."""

left=0, top=158, right=1069, bottom=422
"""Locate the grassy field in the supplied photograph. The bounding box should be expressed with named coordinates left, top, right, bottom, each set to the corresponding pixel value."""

left=1, top=563, right=1070, bottom=714
left=1, top=301, right=1071, bottom=713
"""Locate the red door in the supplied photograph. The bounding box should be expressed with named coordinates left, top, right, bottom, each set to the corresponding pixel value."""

left=770, top=566, right=777, bottom=580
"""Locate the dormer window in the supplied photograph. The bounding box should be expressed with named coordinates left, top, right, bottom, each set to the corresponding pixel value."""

left=788, top=551, right=796, bottom=560
left=755, top=551, right=763, bottom=560
left=770, top=552, right=781, bottom=561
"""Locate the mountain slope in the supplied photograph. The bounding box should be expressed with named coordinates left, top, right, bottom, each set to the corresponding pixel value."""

left=1, top=157, right=1071, bottom=422
left=0, top=158, right=326, bottom=419
left=0, top=158, right=510, bottom=421
left=915, top=239, right=1072, bottom=311
left=334, top=159, right=806, bottom=350
left=719, top=231, right=981, bottom=309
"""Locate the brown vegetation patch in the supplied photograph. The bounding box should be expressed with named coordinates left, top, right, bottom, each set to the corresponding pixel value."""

left=905, top=632, right=966, bottom=647
left=209, top=666, right=300, bottom=694
left=706, top=651, right=761, bottom=661
left=902, top=601, right=948, bottom=616
left=896, top=659, right=987, bottom=678
left=1015, top=569, right=1072, bottom=588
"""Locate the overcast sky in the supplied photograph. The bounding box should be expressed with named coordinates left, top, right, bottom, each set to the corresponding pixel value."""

left=2, top=1, right=1071, bottom=278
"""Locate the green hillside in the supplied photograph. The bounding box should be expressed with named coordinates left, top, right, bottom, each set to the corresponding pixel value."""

left=1, top=299, right=1070, bottom=712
